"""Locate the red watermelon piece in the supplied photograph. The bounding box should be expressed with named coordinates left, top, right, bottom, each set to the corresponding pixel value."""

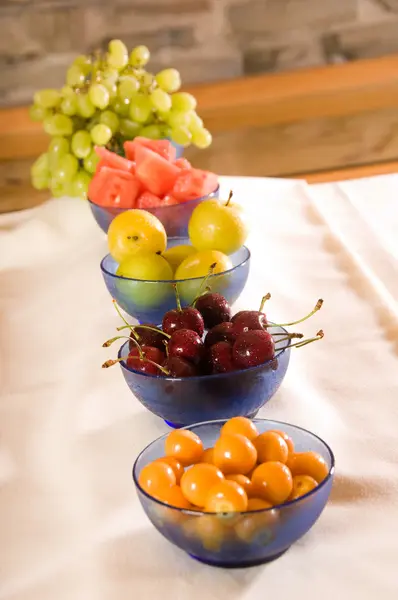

left=135, top=145, right=180, bottom=197
left=124, top=137, right=176, bottom=163
left=136, top=191, right=162, bottom=209
left=95, top=146, right=134, bottom=172
left=172, top=168, right=218, bottom=202
left=162, top=194, right=180, bottom=206
left=174, top=157, right=192, bottom=170
left=89, top=167, right=141, bottom=208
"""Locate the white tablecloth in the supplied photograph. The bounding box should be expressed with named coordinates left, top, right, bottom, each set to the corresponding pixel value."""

left=1, top=175, right=398, bottom=599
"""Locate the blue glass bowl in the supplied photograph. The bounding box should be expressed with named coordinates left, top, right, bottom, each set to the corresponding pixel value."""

left=88, top=185, right=219, bottom=237
left=118, top=326, right=290, bottom=427
left=100, top=237, right=250, bottom=324
left=132, top=418, right=335, bottom=568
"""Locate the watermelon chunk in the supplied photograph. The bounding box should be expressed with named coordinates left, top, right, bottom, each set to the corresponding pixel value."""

left=89, top=167, right=141, bottom=208
left=135, top=145, right=180, bottom=197
left=174, top=157, right=192, bottom=170
left=136, top=191, right=162, bottom=209
left=94, top=146, right=134, bottom=172
left=162, top=194, right=180, bottom=206
left=172, top=168, right=218, bottom=202
left=124, top=137, right=176, bottom=163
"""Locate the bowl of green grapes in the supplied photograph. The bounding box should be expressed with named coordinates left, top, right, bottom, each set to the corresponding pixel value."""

left=29, top=39, right=213, bottom=199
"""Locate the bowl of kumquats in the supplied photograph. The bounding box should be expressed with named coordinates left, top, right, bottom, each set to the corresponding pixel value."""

left=132, top=417, right=335, bottom=568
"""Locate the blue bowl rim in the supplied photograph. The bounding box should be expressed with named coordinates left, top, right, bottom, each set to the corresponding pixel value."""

left=100, top=243, right=251, bottom=284
left=118, top=323, right=291, bottom=382
left=132, top=417, right=335, bottom=516
left=88, top=183, right=220, bottom=213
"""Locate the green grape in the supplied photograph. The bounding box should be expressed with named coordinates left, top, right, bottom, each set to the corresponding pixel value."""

left=90, top=123, right=112, bottom=145
left=66, top=64, right=86, bottom=87
left=33, top=89, right=61, bottom=109
left=150, top=88, right=172, bottom=113
left=31, top=153, right=50, bottom=178
left=87, top=114, right=100, bottom=132
left=170, top=126, right=192, bottom=147
left=112, top=99, right=130, bottom=117
left=60, top=94, right=78, bottom=116
left=52, top=153, right=79, bottom=182
left=107, top=39, right=128, bottom=70
left=72, top=170, right=91, bottom=198
left=167, top=109, right=191, bottom=129
left=102, top=68, right=119, bottom=85
left=118, top=76, right=139, bottom=101
left=129, top=94, right=152, bottom=124
left=192, top=127, right=212, bottom=149
left=61, top=85, right=75, bottom=98
left=140, top=72, right=154, bottom=89
left=155, top=68, right=181, bottom=93
left=77, top=93, right=96, bottom=118
left=43, top=113, right=73, bottom=136
left=48, top=137, right=70, bottom=169
left=73, top=55, right=92, bottom=74
left=103, top=80, right=117, bottom=99
left=100, top=110, right=119, bottom=133
left=139, top=124, right=163, bottom=140
left=171, top=92, right=197, bottom=112
left=29, top=104, right=50, bottom=122
left=89, top=83, right=110, bottom=109
left=83, top=149, right=101, bottom=174
left=160, top=124, right=172, bottom=139
left=32, top=173, right=50, bottom=190
left=188, top=111, right=204, bottom=132
left=51, top=179, right=68, bottom=198
left=129, top=45, right=150, bottom=67
left=119, top=119, right=141, bottom=138
left=71, top=130, right=92, bottom=158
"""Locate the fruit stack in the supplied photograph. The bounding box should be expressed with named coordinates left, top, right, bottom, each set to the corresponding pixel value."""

left=29, top=40, right=211, bottom=199
left=88, top=137, right=218, bottom=210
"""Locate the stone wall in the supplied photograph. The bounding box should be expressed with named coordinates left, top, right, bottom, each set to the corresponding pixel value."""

left=1, top=0, right=398, bottom=107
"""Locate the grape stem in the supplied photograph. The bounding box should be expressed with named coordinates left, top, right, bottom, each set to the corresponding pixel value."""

left=267, top=299, right=323, bottom=328
left=225, top=190, right=233, bottom=207
left=259, top=293, right=271, bottom=313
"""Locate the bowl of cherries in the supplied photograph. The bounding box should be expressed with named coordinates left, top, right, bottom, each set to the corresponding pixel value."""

left=103, top=288, right=323, bottom=427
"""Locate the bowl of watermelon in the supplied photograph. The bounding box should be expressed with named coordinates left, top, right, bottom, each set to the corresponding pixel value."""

left=88, top=137, right=219, bottom=238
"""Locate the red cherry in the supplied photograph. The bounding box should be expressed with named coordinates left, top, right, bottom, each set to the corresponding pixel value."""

left=232, top=310, right=267, bottom=334
left=168, top=329, right=204, bottom=365
left=130, top=324, right=167, bottom=351
left=164, top=356, right=198, bottom=377
left=162, top=306, right=204, bottom=337
left=205, top=322, right=239, bottom=348
left=233, top=330, right=275, bottom=369
left=210, top=341, right=236, bottom=373
left=195, top=293, right=231, bottom=329
left=126, top=345, right=165, bottom=375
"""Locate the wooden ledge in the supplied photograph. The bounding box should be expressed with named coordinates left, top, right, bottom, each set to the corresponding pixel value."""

left=2, top=54, right=398, bottom=161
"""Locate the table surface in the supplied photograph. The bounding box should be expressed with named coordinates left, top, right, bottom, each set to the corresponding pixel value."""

left=1, top=175, right=398, bottom=599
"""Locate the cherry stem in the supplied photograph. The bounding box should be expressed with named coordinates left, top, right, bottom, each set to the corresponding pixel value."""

left=116, top=324, right=171, bottom=339
left=102, top=353, right=170, bottom=375
left=259, top=293, right=271, bottom=313
left=173, top=283, right=182, bottom=312
left=112, top=299, right=138, bottom=340
left=274, top=333, right=304, bottom=344
left=225, top=190, right=233, bottom=207
left=191, top=263, right=217, bottom=306
left=269, top=299, right=323, bottom=328
left=102, top=335, right=131, bottom=348
left=289, top=330, right=324, bottom=349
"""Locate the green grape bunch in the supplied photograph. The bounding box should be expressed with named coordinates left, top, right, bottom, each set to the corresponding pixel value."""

left=29, top=40, right=212, bottom=199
